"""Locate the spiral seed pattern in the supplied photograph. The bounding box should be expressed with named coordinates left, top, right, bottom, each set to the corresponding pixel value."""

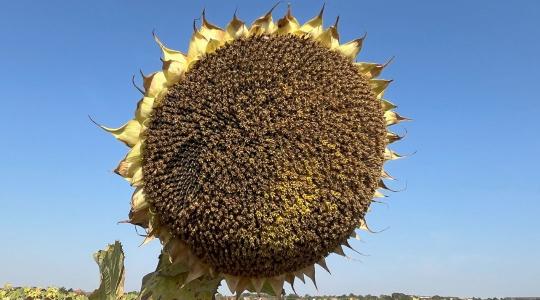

left=142, top=34, right=386, bottom=277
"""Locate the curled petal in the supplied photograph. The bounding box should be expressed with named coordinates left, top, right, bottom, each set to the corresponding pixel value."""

left=162, top=60, right=185, bottom=84
left=128, top=207, right=150, bottom=227
left=187, top=29, right=209, bottom=61
left=386, top=131, right=401, bottom=144
left=135, top=97, right=155, bottom=122
left=384, top=148, right=402, bottom=160
left=153, top=32, right=186, bottom=63
left=130, top=167, right=144, bottom=187
left=131, top=187, right=149, bottom=212
left=98, top=119, right=141, bottom=147
left=205, top=38, right=224, bottom=54
left=386, top=131, right=403, bottom=144
left=381, top=169, right=394, bottom=180
left=200, top=10, right=225, bottom=41
left=115, top=157, right=141, bottom=180
left=142, top=71, right=168, bottom=98
left=225, top=13, right=248, bottom=40
left=248, top=24, right=265, bottom=37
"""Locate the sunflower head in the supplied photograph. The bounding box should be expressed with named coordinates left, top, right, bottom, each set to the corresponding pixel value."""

left=97, top=4, right=408, bottom=296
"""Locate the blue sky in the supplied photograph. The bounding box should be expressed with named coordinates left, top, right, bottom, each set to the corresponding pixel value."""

left=0, top=0, right=539, bottom=298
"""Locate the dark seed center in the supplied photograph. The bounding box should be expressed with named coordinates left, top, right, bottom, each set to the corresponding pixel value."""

left=142, top=34, right=386, bottom=277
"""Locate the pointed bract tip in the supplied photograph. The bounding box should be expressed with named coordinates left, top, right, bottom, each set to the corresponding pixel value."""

left=192, top=18, right=199, bottom=33
left=266, top=1, right=282, bottom=17
left=132, top=75, right=144, bottom=95
left=201, top=8, right=209, bottom=25
left=287, top=3, right=292, bottom=17
left=318, top=3, right=326, bottom=17
left=333, top=15, right=340, bottom=28
left=384, top=56, right=396, bottom=67
left=88, top=115, right=101, bottom=128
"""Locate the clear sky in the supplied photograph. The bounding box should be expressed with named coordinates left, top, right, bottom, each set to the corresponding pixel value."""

left=0, top=0, right=539, bottom=298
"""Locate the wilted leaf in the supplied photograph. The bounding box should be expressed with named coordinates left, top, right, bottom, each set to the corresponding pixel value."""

left=89, top=241, right=125, bottom=300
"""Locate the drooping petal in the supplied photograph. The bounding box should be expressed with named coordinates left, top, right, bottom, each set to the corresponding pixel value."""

left=294, top=271, right=306, bottom=283
left=350, top=231, right=361, bottom=240
left=317, top=257, right=331, bottom=274
left=128, top=206, right=150, bottom=227
left=386, top=131, right=403, bottom=144
left=225, top=13, right=248, bottom=40
left=334, top=245, right=346, bottom=256
left=130, top=166, right=144, bottom=187
left=297, top=4, right=325, bottom=37
left=162, top=60, right=185, bottom=84
left=187, top=24, right=209, bottom=61
left=131, top=187, right=149, bottom=212
left=135, top=97, right=155, bottom=122
left=99, top=119, right=141, bottom=147
left=115, top=157, right=141, bottom=179
left=142, top=71, right=168, bottom=98
left=302, top=264, right=317, bottom=288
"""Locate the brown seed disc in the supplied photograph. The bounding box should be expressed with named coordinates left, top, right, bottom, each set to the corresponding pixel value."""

left=142, top=34, right=386, bottom=277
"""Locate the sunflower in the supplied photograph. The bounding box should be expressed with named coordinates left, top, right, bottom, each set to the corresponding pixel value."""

left=97, top=4, right=408, bottom=296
